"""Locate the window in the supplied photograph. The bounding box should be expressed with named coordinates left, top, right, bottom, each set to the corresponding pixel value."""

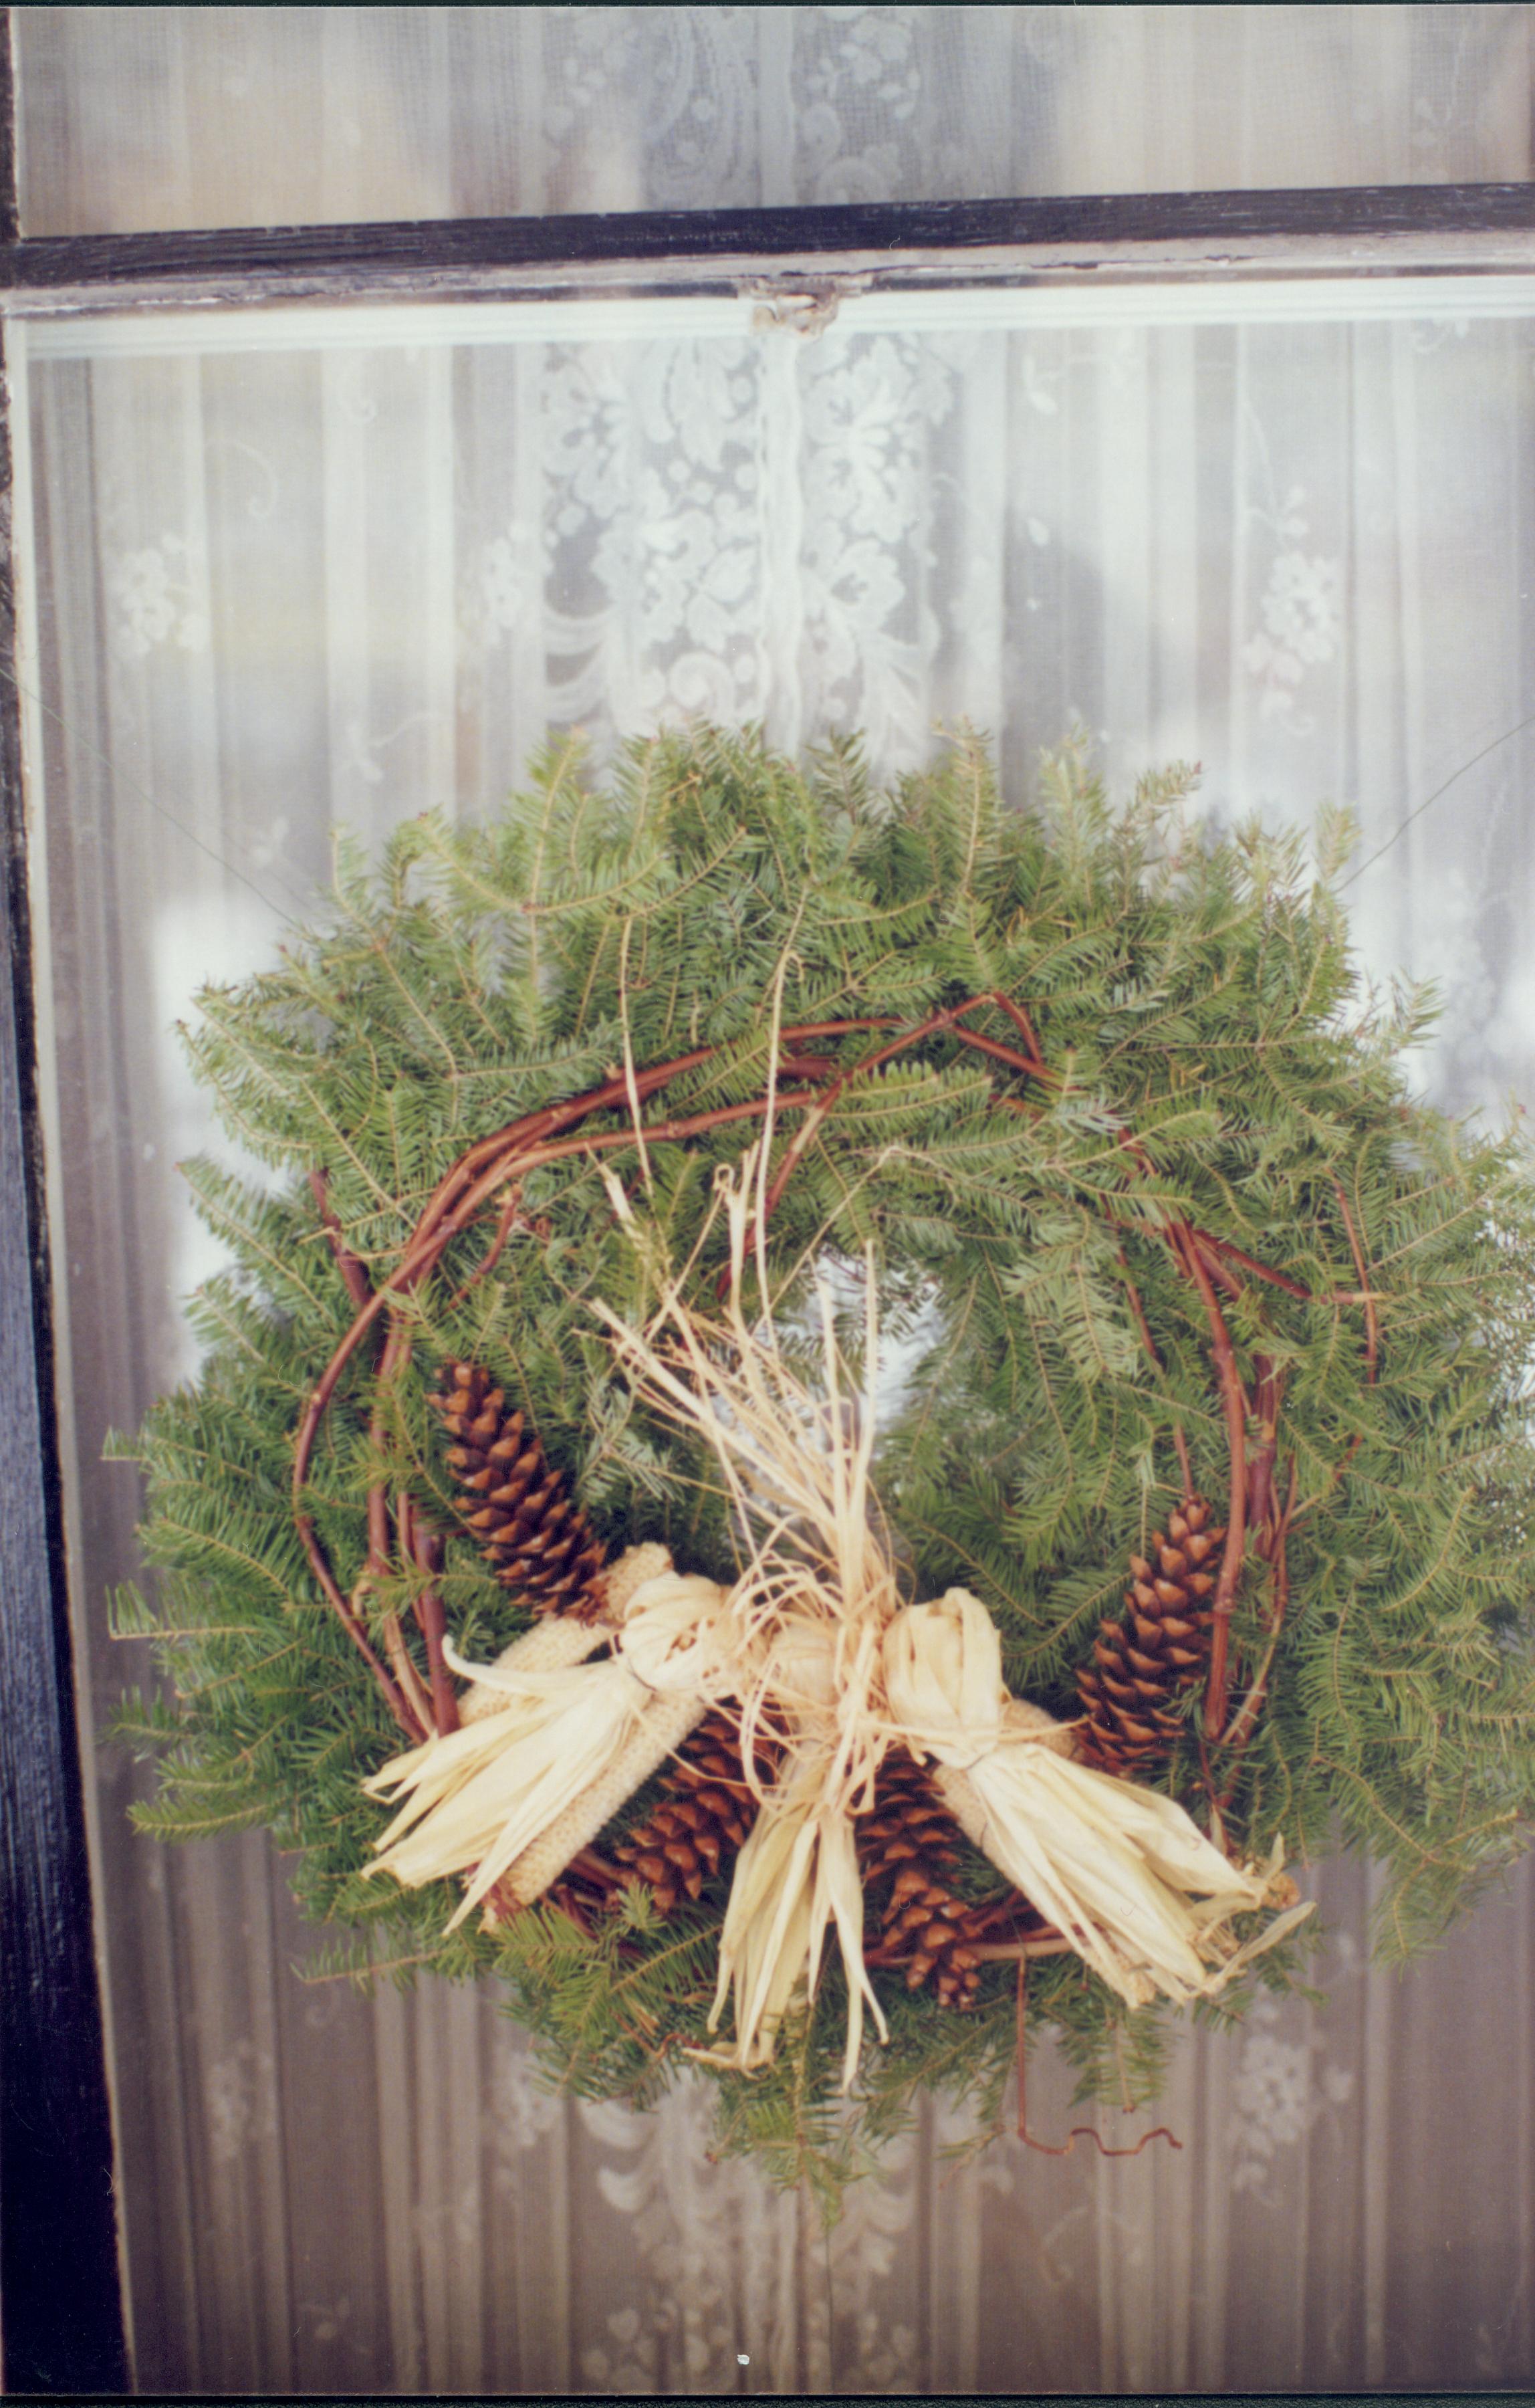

left=7, top=11, right=1535, bottom=2395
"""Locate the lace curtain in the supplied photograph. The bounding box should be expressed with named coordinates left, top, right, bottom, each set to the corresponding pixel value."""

left=17, top=3, right=1535, bottom=231
left=15, top=8, right=1535, bottom=2396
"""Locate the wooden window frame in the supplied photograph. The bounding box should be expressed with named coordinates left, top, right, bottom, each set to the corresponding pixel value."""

left=3, top=21, right=1534, bottom=2387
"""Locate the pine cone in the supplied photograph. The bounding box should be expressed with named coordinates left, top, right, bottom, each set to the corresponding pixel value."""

left=1074, top=1496, right=1221, bottom=1774
left=479, top=1850, right=624, bottom=1935
left=612, top=1709, right=780, bottom=1912
left=545, top=1850, right=627, bottom=1933
left=858, top=1747, right=1024, bottom=2009
left=432, top=1362, right=606, bottom=1618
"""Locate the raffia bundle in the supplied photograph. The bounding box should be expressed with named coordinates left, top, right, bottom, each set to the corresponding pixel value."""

left=364, top=1152, right=1306, bottom=2082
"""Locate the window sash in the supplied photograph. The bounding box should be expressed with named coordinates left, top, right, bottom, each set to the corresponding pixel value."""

left=5, top=184, right=1535, bottom=324
left=5, top=76, right=1535, bottom=2384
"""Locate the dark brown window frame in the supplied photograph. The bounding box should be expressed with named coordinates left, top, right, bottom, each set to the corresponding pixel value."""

left=5, top=180, right=1535, bottom=323
left=2, top=35, right=1534, bottom=2390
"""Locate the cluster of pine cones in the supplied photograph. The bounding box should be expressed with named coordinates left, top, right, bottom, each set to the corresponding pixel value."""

left=608, top=1709, right=1038, bottom=2008
left=431, top=1364, right=1220, bottom=2009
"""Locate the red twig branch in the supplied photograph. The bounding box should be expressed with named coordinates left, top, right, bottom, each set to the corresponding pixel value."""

left=1195, top=1232, right=1313, bottom=1303
left=451, top=1183, right=527, bottom=1302
left=289, top=1519, right=421, bottom=1740
left=1115, top=1245, right=1161, bottom=1371
left=1194, top=1236, right=1246, bottom=1303
left=984, top=990, right=1045, bottom=1061
left=1114, top=1241, right=1195, bottom=1498
left=398, top=1493, right=459, bottom=1737
left=759, top=994, right=1047, bottom=1226
left=781, top=1018, right=904, bottom=1039
left=366, top=1313, right=415, bottom=1575
left=758, top=1003, right=973, bottom=1222
left=308, top=1170, right=376, bottom=1317
left=1246, top=1354, right=1281, bottom=1539
left=947, top=1024, right=1047, bottom=1081
left=1332, top=1177, right=1379, bottom=1384
left=302, top=1172, right=424, bottom=1739
left=1171, top=1224, right=1250, bottom=1739
left=1219, top=1455, right=1296, bottom=1775
left=377, top=1602, right=434, bottom=1737
left=1171, top=1424, right=1195, bottom=1500
left=1196, top=1226, right=1375, bottom=1314
left=1012, top=1962, right=1181, bottom=2160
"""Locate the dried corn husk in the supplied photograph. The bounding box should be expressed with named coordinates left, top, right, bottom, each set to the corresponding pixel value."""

left=363, top=1544, right=733, bottom=1926
left=885, top=1591, right=1306, bottom=2007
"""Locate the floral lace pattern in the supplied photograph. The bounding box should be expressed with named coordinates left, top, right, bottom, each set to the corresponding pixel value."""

left=574, top=2079, right=921, bottom=2395
left=1243, top=506, right=1344, bottom=730
left=1229, top=1993, right=1355, bottom=2199
left=106, top=535, right=210, bottom=659
left=469, top=328, right=957, bottom=765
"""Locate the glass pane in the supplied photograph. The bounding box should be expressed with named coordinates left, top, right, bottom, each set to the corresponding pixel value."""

left=17, top=3, right=1535, bottom=236
left=19, top=280, right=1535, bottom=2393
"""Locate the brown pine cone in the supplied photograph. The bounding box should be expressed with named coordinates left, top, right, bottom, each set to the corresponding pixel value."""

left=612, top=1709, right=780, bottom=1913
left=544, top=1850, right=628, bottom=1933
left=480, top=1850, right=625, bottom=1935
left=432, top=1362, right=606, bottom=1618
left=1074, top=1495, right=1221, bottom=1774
left=858, top=1747, right=1034, bottom=2009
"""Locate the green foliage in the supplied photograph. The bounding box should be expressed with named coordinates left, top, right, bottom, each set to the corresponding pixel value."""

left=112, top=722, right=1535, bottom=2202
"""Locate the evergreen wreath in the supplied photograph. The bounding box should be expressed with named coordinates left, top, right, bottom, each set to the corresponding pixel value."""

left=110, top=724, right=1535, bottom=2201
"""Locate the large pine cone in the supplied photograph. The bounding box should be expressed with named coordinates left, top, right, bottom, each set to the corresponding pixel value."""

left=612, top=1709, right=780, bottom=1912
left=432, top=1363, right=606, bottom=1618
left=1074, top=1496, right=1221, bottom=1773
left=858, top=1747, right=1035, bottom=2009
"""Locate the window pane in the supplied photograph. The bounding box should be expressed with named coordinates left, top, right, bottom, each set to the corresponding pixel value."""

left=19, top=283, right=1535, bottom=2391
left=17, top=4, right=1535, bottom=237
